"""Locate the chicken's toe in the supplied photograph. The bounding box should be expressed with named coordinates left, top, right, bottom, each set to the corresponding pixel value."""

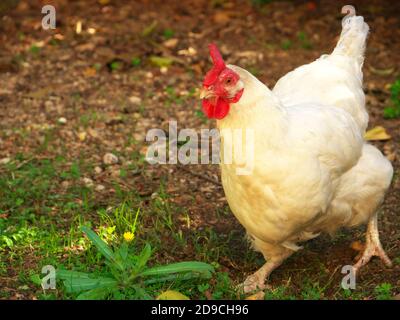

left=243, top=272, right=266, bottom=294
left=352, top=213, right=392, bottom=273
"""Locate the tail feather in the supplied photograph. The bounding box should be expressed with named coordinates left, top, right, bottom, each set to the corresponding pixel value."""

left=332, top=6, right=369, bottom=66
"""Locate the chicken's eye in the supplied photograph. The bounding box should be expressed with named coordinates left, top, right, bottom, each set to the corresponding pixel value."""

left=225, top=78, right=232, bottom=85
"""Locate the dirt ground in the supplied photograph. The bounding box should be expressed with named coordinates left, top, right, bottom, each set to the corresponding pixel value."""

left=0, top=0, right=399, bottom=299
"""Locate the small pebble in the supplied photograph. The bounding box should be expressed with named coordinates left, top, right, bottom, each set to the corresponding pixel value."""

left=82, top=177, right=94, bottom=187
left=163, top=38, right=178, bottom=48
left=95, top=184, right=105, bottom=192
left=0, top=157, right=11, bottom=165
left=103, top=153, right=119, bottom=165
left=94, top=166, right=103, bottom=174
left=129, top=96, right=142, bottom=105
left=58, top=117, right=67, bottom=124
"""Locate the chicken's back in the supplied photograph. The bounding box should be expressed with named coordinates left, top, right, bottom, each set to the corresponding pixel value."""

left=273, top=12, right=369, bottom=133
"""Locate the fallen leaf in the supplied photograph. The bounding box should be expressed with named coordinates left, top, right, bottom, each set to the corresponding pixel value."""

left=369, top=66, right=394, bottom=76
left=350, top=241, right=365, bottom=252
left=245, top=291, right=265, bottom=300
left=364, top=126, right=391, bottom=141
left=213, top=11, right=230, bottom=24
left=88, top=128, right=99, bottom=138
left=149, top=56, right=173, bottom=68
left=78, top=132, right=87, bottom=141
left=83, top=67, right=97, bottom=77
left=157, top=290, right=190, bottom=300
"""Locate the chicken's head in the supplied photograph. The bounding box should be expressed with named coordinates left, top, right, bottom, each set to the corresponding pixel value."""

left=200, top=43, right=244, bottom=120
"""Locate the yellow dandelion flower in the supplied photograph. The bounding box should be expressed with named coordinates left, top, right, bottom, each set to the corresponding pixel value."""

left=123, top=231, right=134, bottom=242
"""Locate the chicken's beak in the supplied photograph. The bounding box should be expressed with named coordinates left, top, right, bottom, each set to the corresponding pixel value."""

left=199, top=87, right=214, bottom=100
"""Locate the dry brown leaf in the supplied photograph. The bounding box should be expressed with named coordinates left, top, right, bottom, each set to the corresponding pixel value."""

left=88, top=128, right=99, bottom=138
left=83, top=67, right=97, bottom=77
left=213, top=11, right=230, bottom=24
left=350, top=240, right=365, bottom=252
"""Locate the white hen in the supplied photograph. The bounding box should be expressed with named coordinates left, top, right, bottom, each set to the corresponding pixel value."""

left=199, top=5, right=393, bottom=293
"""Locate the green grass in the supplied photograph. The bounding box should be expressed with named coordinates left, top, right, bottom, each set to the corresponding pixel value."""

left=297, top=31, right=313, bottom=50
left=54, top=226, right=215, bottom=300
left=0, top=155, right=396, bottom=300
left=281, top=39, right=293, bottom=50
left=163, top=28, right=175, bottom=39
left=0, top=156, right=238, bottom=299
left=384, top=79, right=400, bottom=118
left=29, top=45, right=41, bottom=55
left=374, top=283, right=393, bottom=300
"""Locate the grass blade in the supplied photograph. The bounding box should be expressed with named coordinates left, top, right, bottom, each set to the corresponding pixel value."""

left=81, top=226, right=124, bottom=270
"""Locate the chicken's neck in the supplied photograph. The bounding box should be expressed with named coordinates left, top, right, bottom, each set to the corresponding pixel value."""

left=217, top=66, right=288, bottom=146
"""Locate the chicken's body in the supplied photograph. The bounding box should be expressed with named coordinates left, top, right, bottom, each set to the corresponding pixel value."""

left=199, top=6, right=393, bottom=293
left=219, top=71, right=363, bottom=247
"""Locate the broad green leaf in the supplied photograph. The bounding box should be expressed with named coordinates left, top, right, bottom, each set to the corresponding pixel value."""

left=143, top=272, right=209, bottom=285
left=131, top=285, right=152, bottom=300
left=157, top=290, right=190, bottom=300
left=115, top=242, right=129, bottom=263
left=30, top=274, right=42, bottom=286
left=62, top=276, right=117, bottom=293
left=140, top=261, right=214, bottom=277
left=136, top=243, right=152, bottom=271
left=57, top=269, right=93, bottom=280
left=77, top=286, right=115, bottom=300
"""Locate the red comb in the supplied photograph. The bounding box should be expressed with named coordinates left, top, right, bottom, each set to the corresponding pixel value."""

left=203, top=43, right=226, bottom=87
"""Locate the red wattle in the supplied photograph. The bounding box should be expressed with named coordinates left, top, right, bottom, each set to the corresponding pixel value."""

left=202, top=99, right=215, bottom=118
left=202, top=98, right=230, bottom=120
left=214, top=98, right=230, bottom=119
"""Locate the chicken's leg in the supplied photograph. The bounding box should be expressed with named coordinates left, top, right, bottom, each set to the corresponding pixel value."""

left=352, top=214, right=392, bottom=273
left=243, top=239, right=294, bottom=293
left=243, top=258, right=285, bottom=293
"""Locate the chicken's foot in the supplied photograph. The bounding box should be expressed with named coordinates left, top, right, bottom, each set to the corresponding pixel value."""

left=242, top=260, right=279, bottom=293
left=243, top=250, right=293, bottom=294
left=352, top=214, right=392, bottom=273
